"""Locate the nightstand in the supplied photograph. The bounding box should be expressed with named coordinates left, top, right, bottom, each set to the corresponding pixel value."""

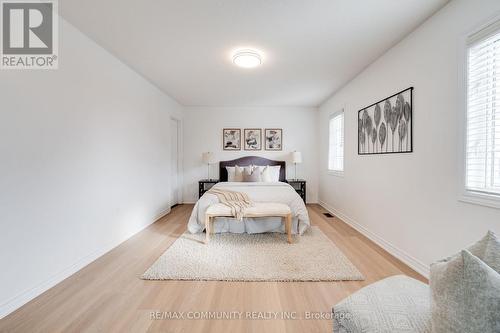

left=199, top=179, right=219, bottom=198
left=286, top=179, right=306, bottom=203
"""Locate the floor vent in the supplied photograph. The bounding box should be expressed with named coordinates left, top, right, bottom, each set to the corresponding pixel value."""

left=323, top=212, right=334, bottom=218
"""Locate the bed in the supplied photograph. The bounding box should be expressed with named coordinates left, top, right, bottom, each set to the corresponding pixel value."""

left=187, top=156, right=310, bottom=235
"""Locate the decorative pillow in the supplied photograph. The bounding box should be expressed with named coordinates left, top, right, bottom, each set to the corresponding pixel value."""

left=467, top=230, right=500, bottom=272
left=252, top=165, right=265, bottom=174
left=236, top=166, right=249, bottom=182
left=243, top=168, right=261, bottom=182
left=430, top=230, right=500, bottom=333
left=226, top=165, right=246, bottom=182
left=462, top=250, right=500, bottom=333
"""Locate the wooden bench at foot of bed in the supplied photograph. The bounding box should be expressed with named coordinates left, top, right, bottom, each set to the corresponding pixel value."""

left=204, top=203, right=293, bottom=244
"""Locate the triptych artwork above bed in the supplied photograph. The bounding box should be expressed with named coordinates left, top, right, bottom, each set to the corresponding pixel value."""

left=223, top=128, right=282, bottom=151
left=358, top=87, right=413, bottom=155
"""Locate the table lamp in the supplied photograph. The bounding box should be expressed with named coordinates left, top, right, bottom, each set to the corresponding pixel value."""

left=202, top=152, right=216, bottom=180
left=291, top=151, right=302, bottom=180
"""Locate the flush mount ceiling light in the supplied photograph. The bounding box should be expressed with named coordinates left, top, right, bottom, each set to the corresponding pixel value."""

left=232, top=49, right=262, bottom=68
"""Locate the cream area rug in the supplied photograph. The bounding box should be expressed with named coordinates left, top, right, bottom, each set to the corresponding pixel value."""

left=142, top=227, right=364, bottom=282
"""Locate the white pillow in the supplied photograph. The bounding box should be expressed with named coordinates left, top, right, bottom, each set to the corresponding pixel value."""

left=261, top=166, right=272, bottom=182
left=226, top=166, right=236, bottom=181
left=258, top=165, right=281, bottom=182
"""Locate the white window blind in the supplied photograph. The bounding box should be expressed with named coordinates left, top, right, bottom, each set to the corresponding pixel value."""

left=328, top=111, right=344, bottom=172
left=466, top=23, right=500, bottom=196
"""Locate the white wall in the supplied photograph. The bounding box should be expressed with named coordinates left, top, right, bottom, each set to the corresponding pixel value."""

left=0, top=18, right=182, bottom=318
left=318, top=0, right=500, bottom=277
left=183, top=107, right=318, bottom=203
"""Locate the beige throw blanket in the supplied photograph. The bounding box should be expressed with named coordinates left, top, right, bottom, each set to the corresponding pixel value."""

left=207, top=188, right=253, bottom=220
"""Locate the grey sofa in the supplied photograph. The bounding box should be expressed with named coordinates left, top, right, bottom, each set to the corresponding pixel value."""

left=332, top=275, right=431, bottom=333
left=332, top=231, right=500, bottom=333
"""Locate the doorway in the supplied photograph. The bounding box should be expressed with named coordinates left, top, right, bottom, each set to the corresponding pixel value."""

left=170, top=118, right=182, bottom=208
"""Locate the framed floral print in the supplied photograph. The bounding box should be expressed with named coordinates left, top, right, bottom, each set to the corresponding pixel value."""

left=223, top=128, right=241, bottom=150
left=264, top=128, right=282, bottom=151
left=244, top=128, right=262, bottom=150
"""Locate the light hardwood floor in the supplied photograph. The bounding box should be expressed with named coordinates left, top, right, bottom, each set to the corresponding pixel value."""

left=0, top=204, right=425, bottom=333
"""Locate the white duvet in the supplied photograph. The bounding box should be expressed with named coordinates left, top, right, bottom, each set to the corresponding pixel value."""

left=188, top=182, right=310, bottom=235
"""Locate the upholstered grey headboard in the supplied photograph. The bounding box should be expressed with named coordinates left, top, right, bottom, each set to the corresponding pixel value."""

left=219, top=156, right=286, bottom=182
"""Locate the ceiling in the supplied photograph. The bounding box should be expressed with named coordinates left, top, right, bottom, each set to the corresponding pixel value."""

left=60, top=0, right=448, bottom=107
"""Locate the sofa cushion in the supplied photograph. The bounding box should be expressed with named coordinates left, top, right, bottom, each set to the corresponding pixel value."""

left=463, top=250, right=500, bottom=332
left=332, top=275, right=430, bottom=333
left=466, top=230, right=500, bottom=272
left=430, top=249, right=500, bottom=333
left=430, top=230, right=500, bottom=333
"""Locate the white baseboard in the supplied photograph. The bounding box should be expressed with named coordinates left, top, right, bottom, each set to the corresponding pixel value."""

left=0, top=213, right=167, bottom=320
left=318, top=200, right=430, bottom=278
left=155, top=207, right=171, bottom=221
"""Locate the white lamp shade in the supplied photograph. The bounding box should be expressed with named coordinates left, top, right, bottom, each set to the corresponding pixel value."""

left=291, top=151, right=302, bottom=164
left=202, top=152, right=216, bottom=164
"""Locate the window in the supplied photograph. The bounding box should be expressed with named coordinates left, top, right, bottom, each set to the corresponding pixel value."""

left=465, top=21, right=500, bottom=201
left=328, top=110, right=344, bottom=173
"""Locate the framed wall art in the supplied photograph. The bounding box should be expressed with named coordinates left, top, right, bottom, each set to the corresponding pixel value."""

left=222, top=128, right=241, bottom=150
left=264, top=128, right=282, bottom=151
left=358, top=87, right=413, bottom=155
left=244, top=128, right=262, bottom=150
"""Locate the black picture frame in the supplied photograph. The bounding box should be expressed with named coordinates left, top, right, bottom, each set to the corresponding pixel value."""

left=357, top=87, right=413, bottom=155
